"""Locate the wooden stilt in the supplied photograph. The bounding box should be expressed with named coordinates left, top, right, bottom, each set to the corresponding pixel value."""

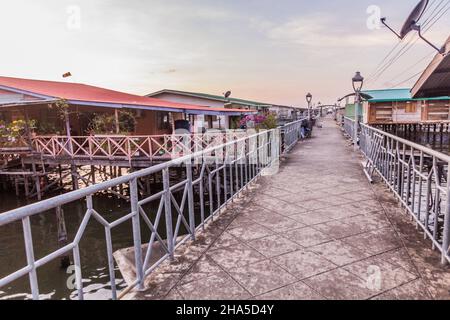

left=145, top=175, right=151, bottom=197
left=14, top=177, right=19, bottom=197
left=118, top=167, right=124, bottom=195
left=56, top=206, right=71, bottom=269
left=21, top=159, right=29, bottom=197
left=31, top=161, right=42, bottom=200
left=58, top=165, right=63, bottom=189
left=71, top=164, right=79, bottom=190
left=91, top=165, right=96, bottom=184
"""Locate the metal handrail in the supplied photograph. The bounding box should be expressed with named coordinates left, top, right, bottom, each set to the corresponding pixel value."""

left=0, top=119, right=306, bottom=300
left=343, top=117, right=450, bottom=266
left=343, top=116, right=355, bottom=140
left=361, top=123, right=450, bottom=163
left=280, top=118, right=307, bottom=153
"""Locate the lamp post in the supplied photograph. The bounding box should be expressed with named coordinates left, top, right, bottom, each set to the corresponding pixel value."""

left=352, top=72, right=364, bottom=151
left=306, top=93, right=312, bottom=120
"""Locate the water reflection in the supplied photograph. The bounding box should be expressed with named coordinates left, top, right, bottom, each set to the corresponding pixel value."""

left=0, top=192, right=135, bottom=300
left=0, top=164, right=222, bottom=300
left=382, top=127, right=450, bottom=155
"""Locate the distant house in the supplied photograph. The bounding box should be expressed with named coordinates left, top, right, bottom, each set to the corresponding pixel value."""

left=362, top=88, right=450, bottom=125
left=147, top=89, right=299, bottom=129
left=0, top=76, right=247, bottom=138
left=344, top=103, right=364, bottom=120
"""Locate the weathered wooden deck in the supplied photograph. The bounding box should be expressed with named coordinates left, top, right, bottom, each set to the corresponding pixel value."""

left=121, top=117, right=450, bottom=300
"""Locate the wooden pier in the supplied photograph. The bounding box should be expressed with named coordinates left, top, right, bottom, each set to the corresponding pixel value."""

left=0, top=131, right=251, bottom=199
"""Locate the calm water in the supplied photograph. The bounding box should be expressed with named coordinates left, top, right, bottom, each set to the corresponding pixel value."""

left=0, top=167, right=217, bottom=300
left=0, top=192, right=137, bottom=300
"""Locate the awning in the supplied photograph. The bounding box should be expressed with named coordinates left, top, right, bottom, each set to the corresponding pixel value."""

left=412, top=36, right=450, bottom=99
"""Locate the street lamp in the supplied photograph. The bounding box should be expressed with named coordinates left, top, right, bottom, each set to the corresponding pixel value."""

left=352, top=71, right=364, bottom=150
left=306, top=93, right=312, bottom=120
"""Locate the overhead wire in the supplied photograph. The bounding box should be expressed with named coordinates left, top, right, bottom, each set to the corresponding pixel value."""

left=366, top=0, right=450, bottom=87
left=365, top=0, right=439, bottom=83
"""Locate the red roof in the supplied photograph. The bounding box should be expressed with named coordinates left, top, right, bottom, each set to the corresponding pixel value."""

left=0, top=76, right=246, bottom=115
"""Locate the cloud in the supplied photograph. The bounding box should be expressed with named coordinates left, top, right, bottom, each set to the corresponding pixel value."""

left=252, top=14, right=398, bottom=48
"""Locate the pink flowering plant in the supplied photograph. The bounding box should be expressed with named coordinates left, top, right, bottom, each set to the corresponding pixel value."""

left=239, top=113, right=278, bottom=130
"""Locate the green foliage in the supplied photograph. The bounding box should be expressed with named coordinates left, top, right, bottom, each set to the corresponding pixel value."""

left=88, top=110, right=136, bottom=134
left=260, top=113, right=278, bottom=130
left=230, top=117, right=242, bottom=130
left=0, top=119, right=36, bottom=146
left=52, top=99, right=71, bottom=120
left=35, top=121, right=59, bottom=135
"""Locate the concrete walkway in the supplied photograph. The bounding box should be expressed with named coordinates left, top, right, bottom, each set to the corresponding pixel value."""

left=125, top=117, right=450, bottom=300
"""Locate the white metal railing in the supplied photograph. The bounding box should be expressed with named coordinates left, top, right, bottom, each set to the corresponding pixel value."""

left=0, top=119, right=307, bottom=300
left=335, top=113, right=344, bottom=126
left=343, top=116, right=355, bottom=139
left=281, top=119, right=307, bottom=153
left=356, top=123, right=450, bottom=265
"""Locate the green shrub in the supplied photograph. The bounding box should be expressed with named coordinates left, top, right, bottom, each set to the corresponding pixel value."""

left=88, top=111, right=136, bottom=134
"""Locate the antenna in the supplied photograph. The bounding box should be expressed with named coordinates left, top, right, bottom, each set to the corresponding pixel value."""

left=62, top=72, right=72, bottom=78
left=381, top=0, right=445, bottom=54
left=224, top=91, right=231, bottom=99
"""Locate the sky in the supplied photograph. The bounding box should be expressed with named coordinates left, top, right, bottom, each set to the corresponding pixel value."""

left=0, top=0, right=449, bottom=106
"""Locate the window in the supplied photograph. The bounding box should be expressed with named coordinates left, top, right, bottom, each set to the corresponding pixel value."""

left=205, top=115, right=218, bottom=129
left=156, top=112, right=170, bottom=130
left=405, top=102, right=417, bottom=113
left=371, top=103, right=393, bottom=122
left=427, top=101, right=450, bottom=121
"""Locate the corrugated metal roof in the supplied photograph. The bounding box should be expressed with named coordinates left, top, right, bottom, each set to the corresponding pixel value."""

left=147, top=89, right=292, bottom=108
left=363, top=88, right=450, bottom=103
left=0, top=76, right=250, bottom=116
left=412, top=36, right=450, bottom=98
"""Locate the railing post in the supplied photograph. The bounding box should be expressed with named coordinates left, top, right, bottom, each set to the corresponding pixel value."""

left=130, top=178, right=144, bottom=290
left=163, top=168, right=175, bottom=259
left=148, top=137, right=153, bottom=158
left=270, top=130, right=276, bottom=165
left=127, top=138, right=132, bottom=162
left=88, top=136, right=93, bottom=160
left=443, top=166, right=450, bottom=265
left=52, top=138, right=56, bottom=157
left=186, top=162, right=196, bottom=240
left=72, top=244, right=84, bottom=300
left=279, top=126, right=283, bottom=157
left=22, top=216, right=39, bottom=300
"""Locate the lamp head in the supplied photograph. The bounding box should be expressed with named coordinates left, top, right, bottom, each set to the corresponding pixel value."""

left=352, top=72, right=364, bottom=93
